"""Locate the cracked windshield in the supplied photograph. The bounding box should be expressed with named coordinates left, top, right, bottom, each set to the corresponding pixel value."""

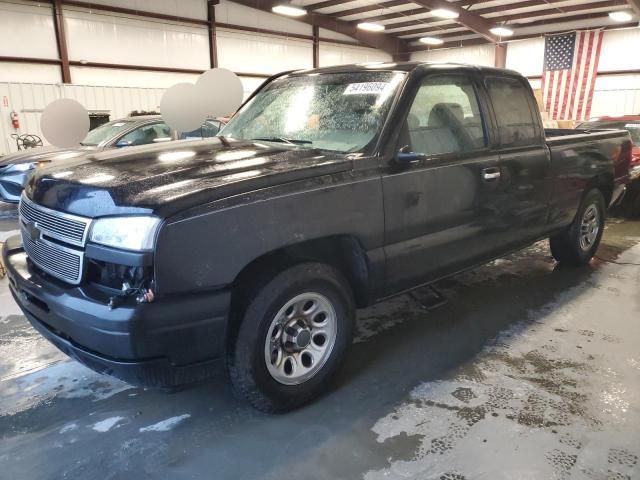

left=222, top=71, right=405, bottom=153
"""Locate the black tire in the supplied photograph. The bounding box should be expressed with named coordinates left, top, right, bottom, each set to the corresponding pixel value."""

left=550, top=188, right=605, bottom=266
left=226, top=262, right=355, bottom=413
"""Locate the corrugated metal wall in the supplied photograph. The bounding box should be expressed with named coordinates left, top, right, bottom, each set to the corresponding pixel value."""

left=0, top=83, right=164, bottom=156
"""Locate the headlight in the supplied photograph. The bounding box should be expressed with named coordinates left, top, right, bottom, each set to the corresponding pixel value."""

left=90, top=216, right=161, bottom=251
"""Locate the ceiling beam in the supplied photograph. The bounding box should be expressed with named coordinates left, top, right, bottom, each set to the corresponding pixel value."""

left=232, top=0, right=409, bottom=59
left=308, top=0, right=351, bottom=10
left=409, top=17, right=638, bottom=51
left=358, top=0, right=588, bottom=28
left=310, top=0, right=489, bottom=17
left=333, top=0, right=419, bottom=18
left=408, top=0, right=498, bottom=42
left=626, top=0, right=640, bottom=14
left=394, top=1, right=624, bottom=37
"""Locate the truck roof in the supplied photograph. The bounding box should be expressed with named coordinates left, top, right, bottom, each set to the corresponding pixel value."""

left=290, top=61, right=522, bottom=78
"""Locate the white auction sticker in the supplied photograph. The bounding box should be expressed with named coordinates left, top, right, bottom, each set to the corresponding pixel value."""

left=624, top=123, right=640, bottom=129
left=343, top=82, right=388, bottom=95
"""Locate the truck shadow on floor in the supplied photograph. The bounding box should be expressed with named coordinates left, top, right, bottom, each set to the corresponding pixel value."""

left=0, top=218, right=638, bottom=480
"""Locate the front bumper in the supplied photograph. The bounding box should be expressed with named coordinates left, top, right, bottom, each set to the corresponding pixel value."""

left=2, top=235, right=230, bottom=388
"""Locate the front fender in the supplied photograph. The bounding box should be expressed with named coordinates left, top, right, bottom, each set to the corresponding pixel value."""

left=153, top=172, right=383, bottom=295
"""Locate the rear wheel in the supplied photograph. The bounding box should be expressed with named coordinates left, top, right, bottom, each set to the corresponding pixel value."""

left=550, top=189, right=605, bottom=266
left=227, top=262, right=355, bottom=413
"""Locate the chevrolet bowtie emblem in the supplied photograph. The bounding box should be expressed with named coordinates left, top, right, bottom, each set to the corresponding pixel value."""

left=25, top=221, right=42, bottom=242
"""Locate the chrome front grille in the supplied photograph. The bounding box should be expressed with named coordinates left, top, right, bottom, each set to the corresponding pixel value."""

left=19, top=195, right=90, bottom=247
left=19, top=194, right=91, bottom=285
left=22, top=232, right=84, bottom=284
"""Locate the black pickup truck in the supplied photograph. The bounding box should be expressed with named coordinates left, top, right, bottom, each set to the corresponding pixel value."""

left=3, top=63, right=631, bottom=412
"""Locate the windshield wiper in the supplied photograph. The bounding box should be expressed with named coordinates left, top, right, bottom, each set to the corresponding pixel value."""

left=251, top=137, right=313, bottom=145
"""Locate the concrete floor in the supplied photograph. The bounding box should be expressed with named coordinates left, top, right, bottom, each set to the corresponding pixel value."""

left=1, top=203, right=639, bottom=480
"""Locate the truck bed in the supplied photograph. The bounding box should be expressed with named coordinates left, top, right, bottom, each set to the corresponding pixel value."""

left=545, top=127, right=630, bottom=142
left=545, top=127, right=631, bottom=207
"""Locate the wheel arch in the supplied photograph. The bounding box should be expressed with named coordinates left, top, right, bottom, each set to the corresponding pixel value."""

left=231, top=234, right=371, bottom=308
left=585, top=172, right=614, bottom=206
left=226, top=235, right=371, bottom=346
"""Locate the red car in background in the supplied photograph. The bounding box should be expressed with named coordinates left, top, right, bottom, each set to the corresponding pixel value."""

left=577, top=115, right=640, bottom=211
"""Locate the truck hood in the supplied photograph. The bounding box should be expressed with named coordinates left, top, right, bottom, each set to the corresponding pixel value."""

left=0, top=145, right=97, bottom=166
left=25, top=137, right=353, bottom=218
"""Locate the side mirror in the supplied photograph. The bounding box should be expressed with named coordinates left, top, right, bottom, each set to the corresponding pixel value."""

left=115, top=139, right=132, bottom=148
left=396, top=145, right=426, bottom=164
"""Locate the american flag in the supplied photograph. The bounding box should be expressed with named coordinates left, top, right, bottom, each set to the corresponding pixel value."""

left=542, top=30, right=604, bottom=121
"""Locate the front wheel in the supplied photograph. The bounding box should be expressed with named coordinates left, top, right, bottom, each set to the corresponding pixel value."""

left=550, top=189, right=605, bottom=266
left=227, top=262, right=355, bottom=413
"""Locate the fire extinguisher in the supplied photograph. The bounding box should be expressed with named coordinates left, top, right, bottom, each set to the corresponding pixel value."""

left=10, top=110, right=19, bottom=130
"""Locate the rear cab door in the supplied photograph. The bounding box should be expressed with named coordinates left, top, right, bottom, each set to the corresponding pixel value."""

left=380, top=67, right=508, bottom=294
left=482, top=74, right=553, bottom=244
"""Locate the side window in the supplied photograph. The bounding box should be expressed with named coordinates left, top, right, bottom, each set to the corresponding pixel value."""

left=401, top=75, right=486, bottom=156
left=486, top=77, right=538, bottom=147
left=119, top=122, right=172, bottom=146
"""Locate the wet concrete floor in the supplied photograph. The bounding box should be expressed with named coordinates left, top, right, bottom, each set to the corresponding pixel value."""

left=0, top=204, right=639, bottom=480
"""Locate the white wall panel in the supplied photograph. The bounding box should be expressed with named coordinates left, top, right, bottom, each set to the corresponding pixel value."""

left=318, top=28, right=357, bottom=43
left=70, top=66, right=200, bottom=88
left=0, top=62, right=61, bottom=84
left=0, top=82, right=166, bottom=156
left=591, top=74, right=640, bottom=118
left=598, top=28, right=640, bottom=72
left=238, top=77, right=267, bottom=97
left=505, top=37, right=544, bottom=77
left=218, top=30, right=313, bottom=74
left=411, top=44, right=495, bottom=66
left=319, top=44, right=391, bottom=67
left=0, top=2, right=58, bottom=59
left=528, top=78, right=542, bottom=90
left=72, top=0, right=207, bottom=20
left=216, top=0, right=311, bottom=36
left=63, top=9, right=210, bottom=69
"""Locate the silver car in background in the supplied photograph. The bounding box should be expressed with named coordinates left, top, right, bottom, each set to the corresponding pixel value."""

left=0, top=115, right=224, bottom=203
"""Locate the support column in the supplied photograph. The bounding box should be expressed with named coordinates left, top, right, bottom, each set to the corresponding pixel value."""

left=53, top=0, right=71, bottom=83
left=312, top=25, right=319, bottom=68
left=208, top=0, right=219, bottom=69
left=494, top=43, right=507, bottom=69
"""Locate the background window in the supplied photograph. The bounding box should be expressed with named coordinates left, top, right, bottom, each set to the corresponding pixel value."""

left=487, top=77, right=539, bottom=147
left=401, top=75, right=486, bottom=156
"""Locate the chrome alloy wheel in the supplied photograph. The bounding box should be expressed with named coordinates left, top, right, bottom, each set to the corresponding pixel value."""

left=579, top=204, right=600, bottom=251
left=264, top=292, right=337, bottom=385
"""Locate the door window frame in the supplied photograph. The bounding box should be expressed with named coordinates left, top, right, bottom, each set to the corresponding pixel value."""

left=482, top=75, right=545, bottom=151
left=391, top=71, right=494, bottom=166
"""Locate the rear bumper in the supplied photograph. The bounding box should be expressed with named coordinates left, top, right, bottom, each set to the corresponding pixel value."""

left=3, top=235, right=230, bottom=387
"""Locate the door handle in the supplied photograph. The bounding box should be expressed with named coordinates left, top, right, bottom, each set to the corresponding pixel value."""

left=482, top=168, right=501, bottom=181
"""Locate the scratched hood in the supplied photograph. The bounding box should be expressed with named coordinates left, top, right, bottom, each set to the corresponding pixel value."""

left=25, top=137, right=352, bottom=218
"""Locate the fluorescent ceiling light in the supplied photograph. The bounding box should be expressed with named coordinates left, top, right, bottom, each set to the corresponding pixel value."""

left=490, top=26, right=514, bottom=36
left=431, top=8, right=459, bottom=19
left=357, top=22, right=385, bottom=32
left=609, top=11, right=633, bottom=22
left=271, top=4, right=306, bottom=17
left=419, top=36, right=444, bottom=45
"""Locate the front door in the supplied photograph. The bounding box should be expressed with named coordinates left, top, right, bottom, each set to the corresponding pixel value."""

left=382, top=73, right=508, bottom=294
